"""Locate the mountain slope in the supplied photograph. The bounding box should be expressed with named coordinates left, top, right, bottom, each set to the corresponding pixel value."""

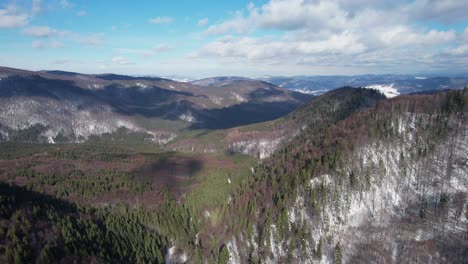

left=0, top=87, right=466, bottom=263
left=194, top=89, right=468, bottom=263
left=168, top=87, right=385, bottom=158
left=0, top=67, right=310, bottom=143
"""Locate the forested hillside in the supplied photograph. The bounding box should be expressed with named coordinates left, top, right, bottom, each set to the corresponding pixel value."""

left=210, top=88, right=467, bottom=263
left=169, top=88, right=385, bottom=159
left=0, top=88, right=466, bottom=263
left=2, top=0, right=468, bottom=262
left=0, top=67, right=310, bottom=144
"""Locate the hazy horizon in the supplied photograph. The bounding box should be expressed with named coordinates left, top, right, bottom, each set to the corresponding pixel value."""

left=2, top=65, right=468, bottom=80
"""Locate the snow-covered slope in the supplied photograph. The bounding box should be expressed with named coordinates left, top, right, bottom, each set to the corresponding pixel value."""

left=364, top=84, right=400, bottom=98
left=0, top=66, right=311, bottom=142
left=223, top=92, right=468, bottom=263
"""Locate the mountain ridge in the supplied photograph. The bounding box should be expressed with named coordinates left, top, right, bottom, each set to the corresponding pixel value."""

left=0, top=66, right=311, bottom=143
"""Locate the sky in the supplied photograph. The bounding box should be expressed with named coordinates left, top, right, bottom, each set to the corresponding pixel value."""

left=0, top=0, right=467, bottom=77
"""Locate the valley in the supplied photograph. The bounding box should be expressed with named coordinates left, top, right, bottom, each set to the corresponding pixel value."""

left=2, top=0, right=468, bottom=262
left=0, top=66, right=466, bottom=264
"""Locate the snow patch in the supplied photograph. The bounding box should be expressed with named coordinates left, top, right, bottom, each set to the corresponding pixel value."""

left=0, top=97, right=145, bottom=142
left=145, top=131, right=177, bottom=144
left=178, top=112, right=197, bottom=123
left=365, top=84, right=400, bottom=98
left=227, top=237, right=241, bottom=264
left=43, top=129, right=56, bottom=144
left=165, top=246, right=187, bottom=264
left=210, top=96, right=223, bottom=106
left=291, top=88, right=329, bottom=95
left=231, top=92, right=247, bottom=103
left=268, top=224, right=285, bottom=261
left=136, top=82, right=147, bottom=89
left=230, top=137, right=285, bottom=159
left=204, top=210, right=211, bottom=218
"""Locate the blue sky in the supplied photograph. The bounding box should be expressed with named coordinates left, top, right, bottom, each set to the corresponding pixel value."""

left=0, top=0, right=467, bottom=77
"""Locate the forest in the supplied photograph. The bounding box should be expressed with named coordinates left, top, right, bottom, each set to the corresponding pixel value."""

left=0, top=88, right=466, bottom=263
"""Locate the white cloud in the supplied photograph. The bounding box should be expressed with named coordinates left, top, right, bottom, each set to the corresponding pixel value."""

left=196, top=30, right=366, bottom=62
left=23, top=26, right=62, bottom=37
left=32, top=40, right=63, bottom=49
left=205, top=0, right=468, bottom=36
left=255, top=0, right=348, bottom=31
left=0, top=6, right=29, bottom=28
left=194, top=0, right=467, bottom=74
left=445, top=45, right=468, bottom=56
left=32, top=0, right=42, bottom=15
left=460, top=27, right=468, bottom=42
left=111, top=23, right=131, bottom=31
left=111, top=56, right=132, bottom=65
left=198, top=18, right=209, bottom=27
left=23, top=25, right=106, bottom=50
left=59, top=0, right=70, bottom=9
left=77, top=10, right=86, bottom=16
left=206, top=13, right=250, bottom=35
left=116, top=44, right=171, bottom=57
left=76, top=33, right=104, bottom=46
left=380, top=26, right=456, bottom=46
left=408, top=0, right=468, bottom=23
left=149, top=16, right=173, bottom=24
left=206, top=0, right=349, bottom=35
left=116, top=48, right=155, bottom=56
left=52, top=59, right=77, bottom=65
left=153, top=44, right=171, bottom=52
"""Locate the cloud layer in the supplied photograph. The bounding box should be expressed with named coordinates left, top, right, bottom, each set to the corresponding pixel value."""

left=149, top=16, right=174, bottom=24
left=195, top=0, right=468, bottom=74
left=0, top=5, right=28, bottom=28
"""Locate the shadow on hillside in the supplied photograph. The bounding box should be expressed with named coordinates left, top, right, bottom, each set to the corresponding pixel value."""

left=0, top=181, right=78, bottom=213
left=131, top=156, right=203, bottom=193
left=0, top=74, right=309, bottom=129
left=191, top=101, right=301, bottom=129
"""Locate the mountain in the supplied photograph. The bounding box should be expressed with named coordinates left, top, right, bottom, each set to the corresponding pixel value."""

left=210, top=88, right=468, bottom=263
left=0, top=65, right=466, bottom=263
left=260, top=74, right=468, bottom=97
left=0, top=87, right=468, bottom=263
left=0, top=67, right=311, bottom=143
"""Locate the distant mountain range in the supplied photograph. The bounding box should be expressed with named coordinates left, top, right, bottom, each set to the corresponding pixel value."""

left=0, top=66, right=310, bottom=143
left=2, top=66, right=467, bottom=146
left=258, top=74, right=468, bottom=96
left=175, top=74, right=468, bottom=98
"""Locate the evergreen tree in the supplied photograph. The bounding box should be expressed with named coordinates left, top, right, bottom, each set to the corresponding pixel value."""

left=334, top=242, right=343, bottom=264
left=218, top=245, right=230, bottom=264
left=316, top=238, right=323, bottom=260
